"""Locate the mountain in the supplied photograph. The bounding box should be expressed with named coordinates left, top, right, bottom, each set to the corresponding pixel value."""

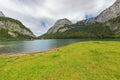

left=95, top=0, right=120, bottom=22
left=0, top=12, right=35, bottom=40
left=0, top=11, right=5, bottom=17
left=77, top=0, right=120, bottom=24
left=47, top=18, right=72, bottom=34
left=40, top=0, right=120, bottom=39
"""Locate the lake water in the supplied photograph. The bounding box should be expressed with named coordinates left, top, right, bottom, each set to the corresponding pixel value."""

left=0, top=39, right=82, bottom=54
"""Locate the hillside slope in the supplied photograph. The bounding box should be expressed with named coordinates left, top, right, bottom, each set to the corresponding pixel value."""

left=0, top=17, right=35, bottom=40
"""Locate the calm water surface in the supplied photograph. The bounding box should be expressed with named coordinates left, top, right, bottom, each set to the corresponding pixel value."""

left=0, top=39, right=82, bottom=54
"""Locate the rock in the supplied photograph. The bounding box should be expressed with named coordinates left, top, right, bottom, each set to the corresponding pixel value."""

left=0, top=16, right=35, bottom=40
left=47, top=18, right=72, bottom=34
left=0, top=11, right=5, bottom=17
left=95, top=0, right=120, bottom=22
left=8, top=31, right=17, bottom=38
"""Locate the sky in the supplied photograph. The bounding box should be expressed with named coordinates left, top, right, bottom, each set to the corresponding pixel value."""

left=0, top=0, right=116, bottom=36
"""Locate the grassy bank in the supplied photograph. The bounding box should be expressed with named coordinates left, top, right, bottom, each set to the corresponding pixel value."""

left=0, top=41, right=120, bottom=80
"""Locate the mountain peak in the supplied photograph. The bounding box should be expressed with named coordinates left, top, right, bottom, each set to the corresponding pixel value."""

left=0, top=11, right=5, bottom=17
left=47, top=18, right=72, bottom=34
left=54, top=18, right=72, bottom=26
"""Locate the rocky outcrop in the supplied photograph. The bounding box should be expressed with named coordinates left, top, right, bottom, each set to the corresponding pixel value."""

left=3, top=21, right=34, bottom=37
left=95, top=0, right=120, bottom=22
left=47, top=18, right=72, bottom=34
left=77, top=0, right=120, bottom=24
left=0, top=12, right=35, bottom=39
left=0, top=11, right=5, bottom=17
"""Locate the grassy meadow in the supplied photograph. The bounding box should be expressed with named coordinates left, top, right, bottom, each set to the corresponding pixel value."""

left=0, top=41, right=120, bottom=80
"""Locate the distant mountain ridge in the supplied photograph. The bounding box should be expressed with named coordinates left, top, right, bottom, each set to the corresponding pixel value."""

left=40, top=0, right=120, bottom=39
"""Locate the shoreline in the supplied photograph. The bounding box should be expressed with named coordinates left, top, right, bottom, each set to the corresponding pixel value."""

left=0, top=47, right=60, bottom=56
left=0, top=40, right=120, bottom=56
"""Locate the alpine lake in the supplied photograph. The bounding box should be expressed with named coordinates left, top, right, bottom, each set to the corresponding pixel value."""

left=0, top=39, right=82, bottom=54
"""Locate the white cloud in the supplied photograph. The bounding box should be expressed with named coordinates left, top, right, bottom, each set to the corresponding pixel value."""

left=0, top=0, right=116, bottom=36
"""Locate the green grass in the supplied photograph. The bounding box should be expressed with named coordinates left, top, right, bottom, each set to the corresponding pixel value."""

left=0, top=41, right=120, bottom=80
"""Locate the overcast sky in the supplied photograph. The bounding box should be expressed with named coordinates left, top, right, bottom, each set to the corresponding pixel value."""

left=0, top=0, right=116, bottom=36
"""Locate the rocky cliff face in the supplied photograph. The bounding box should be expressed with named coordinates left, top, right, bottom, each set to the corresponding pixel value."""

left=0, top=11, right=5, bottom=17
left=4, top=21, right=34, bottom=37
left=47, top=18, right=72, bottom=34
left=0, top=12, right=35, bottom=40
left=95, top=0, right=120, bottom=22
left=77, top=0, right=120, bottom=24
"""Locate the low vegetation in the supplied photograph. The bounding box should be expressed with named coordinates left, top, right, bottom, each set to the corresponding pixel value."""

left=0, top=41, right=119, bottom=80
